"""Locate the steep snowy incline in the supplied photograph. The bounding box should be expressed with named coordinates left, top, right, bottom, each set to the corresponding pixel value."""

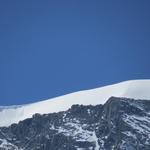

left=0, top=79, right=150, bottom=127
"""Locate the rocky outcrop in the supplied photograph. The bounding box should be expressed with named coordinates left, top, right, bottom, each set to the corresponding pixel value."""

left=0, top=97, right=150, bottom=150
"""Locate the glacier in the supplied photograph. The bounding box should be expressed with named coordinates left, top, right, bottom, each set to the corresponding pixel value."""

left=0, top=79, right=150, bottom=127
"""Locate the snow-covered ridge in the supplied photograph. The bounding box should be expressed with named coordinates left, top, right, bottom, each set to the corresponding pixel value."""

left=0, top=79, right=150, bottom=127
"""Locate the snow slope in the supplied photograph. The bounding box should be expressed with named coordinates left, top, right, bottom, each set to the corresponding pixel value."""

left=0, top=79, right=150, bottom=127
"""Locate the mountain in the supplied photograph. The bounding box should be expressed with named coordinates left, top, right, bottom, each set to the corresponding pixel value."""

left=0, top=79, right=150, bottom=127
left=0, top=97, right=150, bottom=150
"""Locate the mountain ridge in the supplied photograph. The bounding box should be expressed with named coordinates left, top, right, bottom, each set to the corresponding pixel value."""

left=0, top=79, right=150, bottom=127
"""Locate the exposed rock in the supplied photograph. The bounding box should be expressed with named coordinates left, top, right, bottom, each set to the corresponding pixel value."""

left=0, top=97, right=150, bottom=150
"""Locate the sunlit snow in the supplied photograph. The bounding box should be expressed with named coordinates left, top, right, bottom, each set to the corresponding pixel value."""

left=0, top=79, right=150, bottom=127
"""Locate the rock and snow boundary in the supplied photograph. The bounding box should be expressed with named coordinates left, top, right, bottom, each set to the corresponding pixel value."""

left=0, top=79, right=150, bottom=127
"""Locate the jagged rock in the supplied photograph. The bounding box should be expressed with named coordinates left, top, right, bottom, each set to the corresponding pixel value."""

left=0, top=97, right=150, bottom=150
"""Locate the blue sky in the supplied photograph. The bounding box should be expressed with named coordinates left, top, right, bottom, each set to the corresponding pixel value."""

left=0, top=0, right=150, bottom=105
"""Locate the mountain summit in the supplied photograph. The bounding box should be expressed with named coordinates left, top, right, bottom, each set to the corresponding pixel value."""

left=0, top=79, right=150, bottom=127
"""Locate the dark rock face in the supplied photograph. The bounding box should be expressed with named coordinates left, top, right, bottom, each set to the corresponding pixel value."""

left=0, top=97, right=150, bottom=150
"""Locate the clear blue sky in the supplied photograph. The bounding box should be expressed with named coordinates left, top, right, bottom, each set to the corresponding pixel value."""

left=0, top=0, right=150, bottom=105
